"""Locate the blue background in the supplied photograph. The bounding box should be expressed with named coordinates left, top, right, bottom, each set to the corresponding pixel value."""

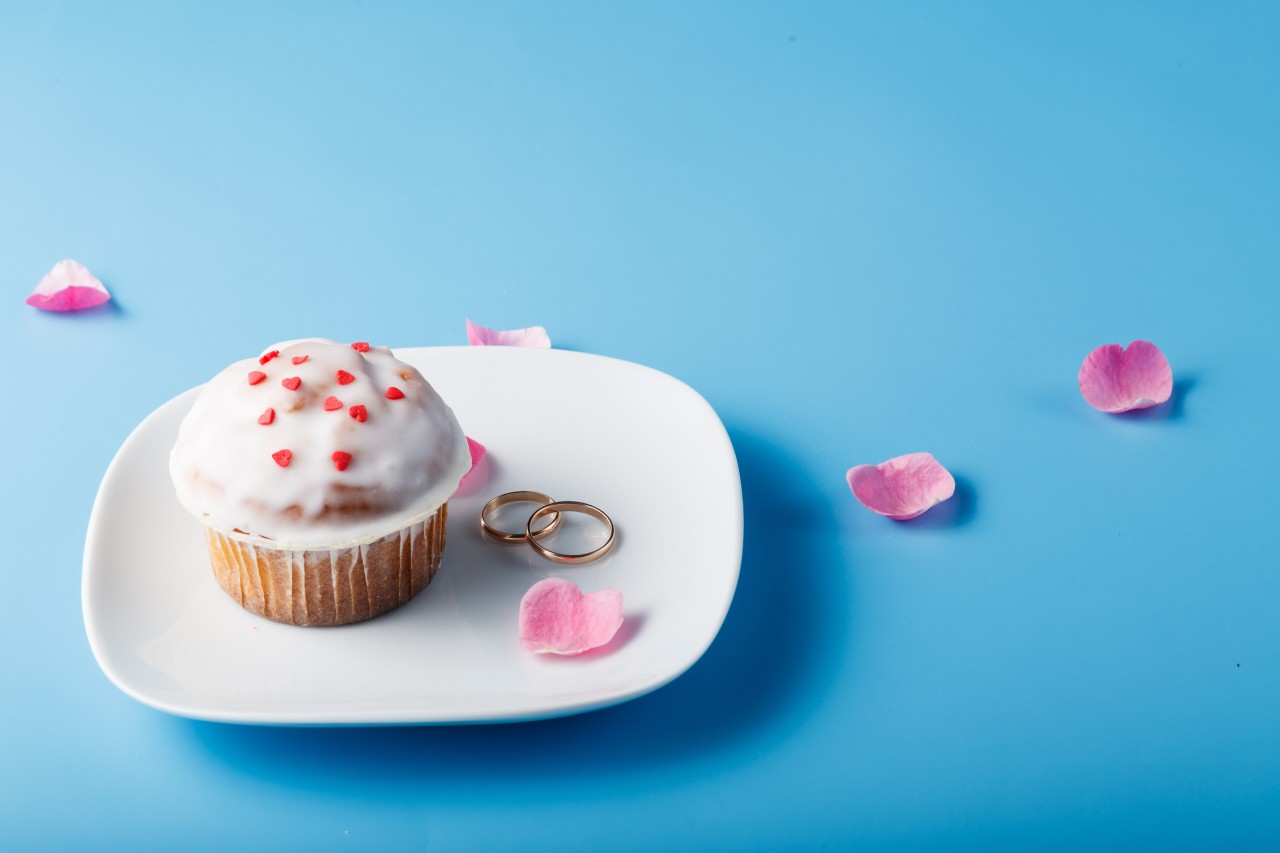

left=3, top=1, right=1278, bottom=848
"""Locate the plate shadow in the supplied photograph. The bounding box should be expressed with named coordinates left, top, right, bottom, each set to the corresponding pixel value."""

left=182, top=428, right=852, bottom=799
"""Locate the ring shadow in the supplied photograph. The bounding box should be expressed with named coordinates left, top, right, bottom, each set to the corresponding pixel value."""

left=180, top=428, right=852, bottom=801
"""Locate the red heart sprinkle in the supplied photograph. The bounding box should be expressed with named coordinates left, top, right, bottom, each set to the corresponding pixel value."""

left=324, top=395, right=343, bottom=411
left=259, top=350, right=280, bottom=365
left=272, top=449, right=292, bottom=467
left=351, top=342, right=370, bottom=352
left=385, top=386, right=405, bottom=399
left=282, top=376, right=302, bottom=391
left=291, top=355, right=309, bottom=365
left=258, top=407, right=275, bottom=425
left=348, top=404, right=368, bottom=422
left=248, top=371, right=267, bottom=385
left=336, top=370, right=355, bottom=385
left=332, top=451, right=353, bottom=471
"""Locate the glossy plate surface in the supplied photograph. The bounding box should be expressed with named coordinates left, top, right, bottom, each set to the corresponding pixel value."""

left=83, top=346, right=742, bottom=725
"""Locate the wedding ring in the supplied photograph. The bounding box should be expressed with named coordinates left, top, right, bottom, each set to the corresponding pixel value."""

left=480, top=491, right=562, bottom=543
left=525, top=501, right=616, bottom=565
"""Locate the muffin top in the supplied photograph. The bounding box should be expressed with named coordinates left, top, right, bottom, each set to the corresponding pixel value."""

left=169, top=339, right=469, bottom=547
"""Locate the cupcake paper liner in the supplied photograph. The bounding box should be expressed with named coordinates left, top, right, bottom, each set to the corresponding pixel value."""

left=204, top=503, right=448, bottom=626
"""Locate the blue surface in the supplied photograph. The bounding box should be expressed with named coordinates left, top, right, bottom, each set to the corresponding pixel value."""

left=3, top=1, right=1278, bottom=848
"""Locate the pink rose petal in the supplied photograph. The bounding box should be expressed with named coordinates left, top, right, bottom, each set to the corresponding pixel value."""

left=846, top=452, right=956, bottom=521
left=1078, top=340, right=1173, bottom=413
left=25, top=259, right=111, bottom=312
left=466, top=318, right=551, bottom=348
left=519, top=578, right=623, bottom=655
left=460, top=436, right=486, bottom=486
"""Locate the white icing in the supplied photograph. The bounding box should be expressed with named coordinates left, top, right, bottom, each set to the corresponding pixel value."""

left=169, top=339, right=470, bottom=548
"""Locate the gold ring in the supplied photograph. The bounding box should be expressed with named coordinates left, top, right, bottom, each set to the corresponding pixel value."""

left=480, top=491, right=562, bottom=543
left=525, top=501, right=616, bottom=565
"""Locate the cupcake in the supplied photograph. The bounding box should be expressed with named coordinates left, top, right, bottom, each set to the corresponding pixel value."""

left=169, top=339, right=470, bottom=626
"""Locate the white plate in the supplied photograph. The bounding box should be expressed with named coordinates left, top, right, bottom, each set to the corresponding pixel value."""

left=82, top=347, right=742, bottom=725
